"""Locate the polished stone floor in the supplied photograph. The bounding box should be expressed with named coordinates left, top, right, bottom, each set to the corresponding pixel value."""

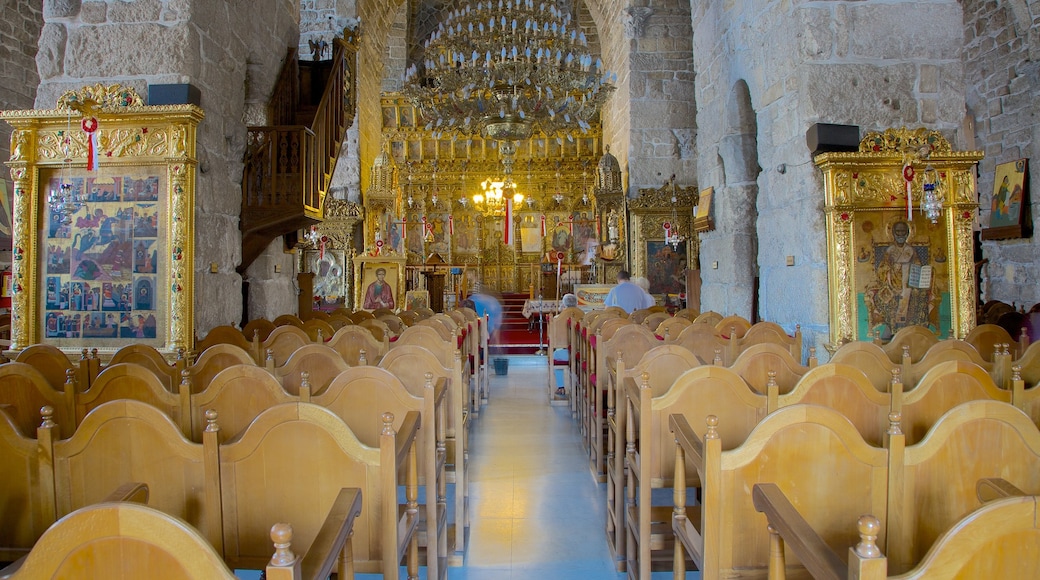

left=346, top=356, right=695, bottom=579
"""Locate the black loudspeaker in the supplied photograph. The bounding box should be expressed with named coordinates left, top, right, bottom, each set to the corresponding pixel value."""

left=148, top=84, right=201, bottom=106
left=806, top=123, right=860, bottom=155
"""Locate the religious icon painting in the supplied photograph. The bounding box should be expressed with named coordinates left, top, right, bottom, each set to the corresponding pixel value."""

left=133, top=239, right=158, bottom=274
left=134, top=277, right=156, bottom=311
left=133, top=204, right=159, bottom=237
left=983, top=158, right=1031, bottom=240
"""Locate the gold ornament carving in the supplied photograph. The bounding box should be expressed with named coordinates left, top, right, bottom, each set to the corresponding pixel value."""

left=56, top=83, right=145, bottom=112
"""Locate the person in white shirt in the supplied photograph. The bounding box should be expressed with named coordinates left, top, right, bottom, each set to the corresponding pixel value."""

left=604, top=270, right=655, bottom=314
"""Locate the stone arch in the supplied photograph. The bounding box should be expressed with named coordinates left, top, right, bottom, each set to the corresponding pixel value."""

left=718, top=80, right=761, bottom=321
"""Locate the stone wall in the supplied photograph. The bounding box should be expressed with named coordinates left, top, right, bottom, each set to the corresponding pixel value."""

left=964, top=0, right=1040, bottom=307
left=692, top=0, right=968, bottom=357
left=35, top=0, right=300, bottom=334
left=0, top=0, right=43, bottom=241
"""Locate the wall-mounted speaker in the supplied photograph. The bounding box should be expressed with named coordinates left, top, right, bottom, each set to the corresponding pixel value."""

left=806, top=123, right=860, bottom=155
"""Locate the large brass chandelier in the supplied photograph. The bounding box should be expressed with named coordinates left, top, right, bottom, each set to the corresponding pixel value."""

left=402, top=0, right=616, bottom=142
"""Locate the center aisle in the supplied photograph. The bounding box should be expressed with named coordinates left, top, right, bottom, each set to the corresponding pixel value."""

left=458, top=356, right=624, bottom=580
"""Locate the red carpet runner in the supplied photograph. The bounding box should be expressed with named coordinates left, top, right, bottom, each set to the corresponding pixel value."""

left=489, top=293, right=548, bottom=356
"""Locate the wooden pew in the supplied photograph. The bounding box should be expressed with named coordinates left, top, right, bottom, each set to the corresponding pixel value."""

left=242, top=318, right=276, bottom=344
left=752, top=400, right=1040, bottom=578
left=654, top=316, right=691, bottom=340
left=13, top=345, right=92, bottom=393
left=896, top=360, right=1011, bottom=444
left=189, top=364, right=296, bottom=443
left=219, top=404, right=422, bottom=579
left=311, top=368, right=447, bottom=579
left=665, top=323, right=732, bottom=365
left=714, top=315, right=751, bottom=339
left=265, top=343, right=351, bottom=396
left=900, top=339, right=1001, bottom=388
left=75, top=363, right=191, bottom=438
left=0, top=501, right=241, bottom=580
left=546, top=306, right=584, bottom=404
left=46, top=400, right=222, bottom=551
left=0, top=363, right=76, bottom=438
left=301, top=318, right=336, bottom=342
left=179, top=343, right=257, bottom=394
left=0, top=406, right=55, bottom=562
left=599, top=325, right=661, bottom=481
left=964, top=323, right=1020, bottom=361
left=830, top=341, right=903, bottom=392
left=878, top=325, right=938, bottom=364
left=626, top=366, right=769, bottom=578
left=259, top=325, right=314, bottom=367
left=775, top=363, right=891, bottom=446
left=379, top=345, right=468, bottom=566
left=670, top=405, right=889, bottom=579
left=327, top=325, right=389, bottom=366
left=194, top=325, right=257, bottom=362
left=755, top=490, right=1040, bottom=579
left=728, top=342, right=814, bottom=395
left=731, top=321, right=802, bottom=364
left=692, top=311, right=723, bottom=326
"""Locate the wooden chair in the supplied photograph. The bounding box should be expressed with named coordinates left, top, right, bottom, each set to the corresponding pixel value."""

left=266, top=343, right=351, bottom=396
left=107, top=344, right=181, bottom=392
left=358, top=318, right=390, bottom=342
left=1, top=502, right=240, bottom=580
left=0, top=405, right=55, bottom=562
left=1011, top=361, right=1040, bottom=424
left=399, top=310, right=420, bottom=326
left=830, top=341, right=903, bottom=392
left=218, top=403, right=422, bottom=579
left=964, top=323, right=1019, bottom=361
left=654, top=316, right=691, bottom=340
left=626, top=366, right=769, bottom=577
left=714, top=315, right=751, bottom=339
left=671, top=404, right=889, bottom=579
left=379, top=345, right=468, bottom=566
left=259, top=325, right=313, bottom=367
left=311, top=369, right=446, bottom=579
left=47, top=400, right=221, bottom=551
left=901, top=339, right=1001, bottom=387
left=348, top=310, right=375, bottom=323
left=190, top=364, right=296, bottom=443
left=242, top=318, right=276, bottom=344
left=594, top=324, right=660, bottom=480
left=776, top=363, right=892, bottom=446
left=692, top=310, right=723, bottom=326
left=372, top=307, right=397, bottom=318
left=896, top=360, right=1011, bottom=444
left=641, top=311, right=670, bottom=332
left=75, top=363, right=191, bottom=437
left=327, top=314, right=353, bottom=329
left=415, top=318, right=454, bottom=342
left=0, top=362, right=76, bottom=438
left=180, top=343, right=257, bottom=394
left=727, top=342, right=814, bottom=395
left=13, top=344, right=91, bottom=393
left=393, top=325, right=468, bottom=411
left=273, top=314, right=306, bottom=328
left=667, top=322, right=732, bottom=365
left=671, top=308, right=699, bottom=321
left=732, top=321, right=802, bottom=364
left=886, top=400, right=1040, bottom=572
left=378, top=314, right=406, bottom=337
left=327, top=325, right=389, bottom=366
left=194, top=325, right=255, bottom=360
left=880, top=325, right=938, bottom=363
left=546, top=306, right=584, bottom=403
left=301, top=318, right=335, bottom=342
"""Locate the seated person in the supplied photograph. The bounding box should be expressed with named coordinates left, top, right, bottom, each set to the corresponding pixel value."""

left=552, top=293, right=579, bottom=397
left=604, top=270, right=655, bottom=314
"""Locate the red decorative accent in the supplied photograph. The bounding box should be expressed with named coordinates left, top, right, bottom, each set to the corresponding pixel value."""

left=142, top=127, right=148, bottom=133
left=902, top=165, right=915, bottom=182
left=852, top=172, right=858, bottom=179
left=962, top=211, right=971, bottom=220
left=840, top=212, right=850, bottom=221
left=82, top=117, right=99, bottom=171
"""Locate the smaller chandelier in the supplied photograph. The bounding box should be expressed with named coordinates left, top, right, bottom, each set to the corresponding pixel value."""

left=921, top=166, right=943, bottom=224
left=664, top=175, right=686, bottom=249
left=474, top=177, right=524, bottom=216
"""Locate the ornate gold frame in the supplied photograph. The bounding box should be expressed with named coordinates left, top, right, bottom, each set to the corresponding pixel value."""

left=353, top=255, right=406, bottom=311
left=3, top=84, right=201, bottom=354
left=628, top=182, right=698, bottom=295
left=815, top=127, right=983, bottom=346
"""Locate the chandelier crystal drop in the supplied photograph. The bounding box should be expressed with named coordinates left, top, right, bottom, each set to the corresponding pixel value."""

left=402, top=0, right=616, bottom=141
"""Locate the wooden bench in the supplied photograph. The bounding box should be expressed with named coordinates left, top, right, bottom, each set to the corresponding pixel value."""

left=731, top=321, right=802, bottom=364
left=728, top=342, right=815, bottom=395
left=876, top=325, right=939, bottom=363
left=776, top=363, right=891, bottom=446
left=546, top=306, right=584, bottom=404
left=13, top=345, right=92, bottom=393
left=626, top=366, right=769, bottom=577
left=0, top=406, right=55, bottom=563
left=179, top=343, right=257, bottom=394
left=671, top=404, right=889, bottom=579
left=265, top=343, right=351, bottom=396
left=194, top=325, right=256, bottom=361
left=895, top=360, right=1011, bottom=444
left=327, top=324, right=389, bottom=366
left=0, top=363, right=76, bottom=438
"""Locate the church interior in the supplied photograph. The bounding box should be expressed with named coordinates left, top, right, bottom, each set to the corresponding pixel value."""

left=0, top=0, right=1039, bottom=578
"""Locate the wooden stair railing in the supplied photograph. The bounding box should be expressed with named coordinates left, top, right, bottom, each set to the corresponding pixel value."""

left=239, top=29, right=359, bottom=273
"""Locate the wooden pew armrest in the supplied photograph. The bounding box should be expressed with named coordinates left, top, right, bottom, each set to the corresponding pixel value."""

left=395, top=410, right=421, bottom=468
left=668, top=414, right=705, bottom=466
left=299, top=487, right=363, bottom=579
left=102, top=482, right=150, bottom=504
left=752, top=483, right=846, bottom=580
left=977, top=477, right=1025, bottom=503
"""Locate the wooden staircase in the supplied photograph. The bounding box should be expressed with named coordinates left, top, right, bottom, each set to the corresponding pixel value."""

left=238, top=30, right=359, bottom=274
